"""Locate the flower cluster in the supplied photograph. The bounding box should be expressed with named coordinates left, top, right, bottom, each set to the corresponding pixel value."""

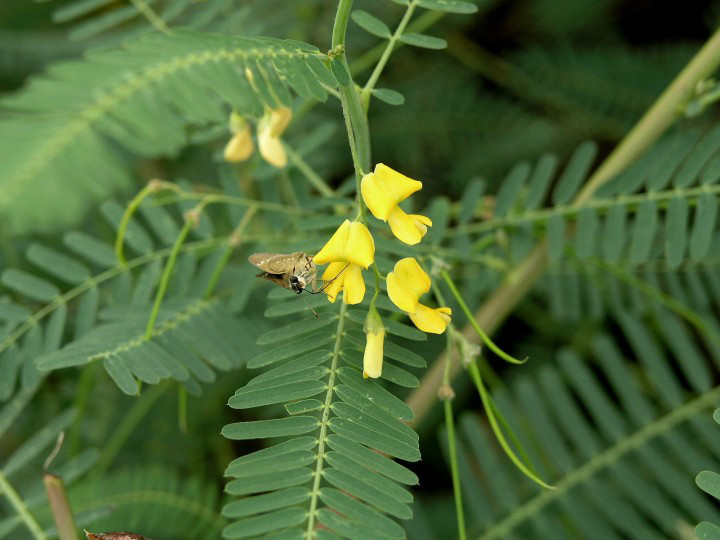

left=313, top=164, right=452, bottom=379
left=224, top=107, right=292, bottom=168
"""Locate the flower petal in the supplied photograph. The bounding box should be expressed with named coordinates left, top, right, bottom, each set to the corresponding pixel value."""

left=258, top=132, right=287, bottom=168
left=409, top=304, right=452, bottom=334
left=387, top=207, right=432, bottom=245
left=321, top=262, right=347, bottom=303
left=313, top=221, right=374, bottom=269
left=363, top=329, right=384, bottom=378
left=268, top=107, right=292, bottom=137
left=345, top=221, right=375, bottom=268
left=314, top=220, right=351, bottom=265
left=386, top=257, right=431, bottom=312
left=361, top=164, right=422, bottom=221
left=223, top=131, right=254, bottom=162
left=342, top=264, right=366, bottom=304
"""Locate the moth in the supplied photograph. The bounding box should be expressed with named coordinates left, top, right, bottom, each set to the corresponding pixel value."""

left=248, top=252, right=347, bottom=295
left=249, top=252, right=318, bottom=294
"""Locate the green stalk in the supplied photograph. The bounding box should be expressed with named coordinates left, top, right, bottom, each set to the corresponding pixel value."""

left=352, top=8, right=443, bottom=77
left=306, top=303, right=347, bottom=537
left=144, top=217, right=194, bottom=340
left=332, top=0, right=371, bottom=175
left=128, top=0, right=171, bottom=34
left=203, top=207, right=257, bottom=299
left=361, top=0, right=418, bottom=105
left=441, top=331, right=466, bottom=540
left=44, top=473, right=79, bottom=540
left=444, top=399, right=466, bottom=540
left=441, top=270, right=526, bottom=365
left=467, top=361, right=553, bottom=490
left=115, top=182, right=157, bottom=266
left=285, top=145, right=337, bottom=198
left=0, top=471, right=47, bottom=539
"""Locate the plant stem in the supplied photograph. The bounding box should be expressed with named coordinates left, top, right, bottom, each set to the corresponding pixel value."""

left=144, top=217, right=194, bottom=340
left=152, top=191, right=312, bottom=215
left=449, top=183, right=720, bottom=237
left=306, top=303, right=347, bottom=538
left=441, top=270, right=526, bottom=365
left=0, top=471, right=47, bottom=540
left=203, top=207, right=257, bottom=299
left=333, top=0, right=371, bottom=174
left=440, top=331, right=466, bottom=540
left=115, top=182, right=157, bottom=266
left=574, top=26, right=720, bottom=204
left=361, top=0, right=418, bottom=104
left=407, top=23, right=720, bottom=426
left=351, top=8, right=444, bottom=77
left=467, top=361, right=553, bottom=490
left=444, top=399, right=467, bottom=540
left=285, top=145, right=337, bottom=198
left=128, top=0, right=171, bottom=34
left=44, top=473, right=79, bottom=540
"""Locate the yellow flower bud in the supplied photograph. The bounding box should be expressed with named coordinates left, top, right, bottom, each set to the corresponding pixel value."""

left=224, top=113, right=254, bottom=162
left=223, top=131, right=254, bottom=162
left=363, top=306, right=385, bottom=378
left=258, top=107, right=292, bottom=168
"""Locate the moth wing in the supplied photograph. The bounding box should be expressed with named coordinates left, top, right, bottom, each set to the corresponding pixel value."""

left=256, top=272, right=291, bottom=290
left=249, top=252, right=301, bottom=274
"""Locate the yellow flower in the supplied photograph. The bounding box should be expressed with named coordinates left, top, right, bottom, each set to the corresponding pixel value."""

left=224, top=114, right=254, bottom=163
left=320, top=262, right=365, bottom=304
left=258, top=107, right=292, bottom=168
left=361, top=163, right=432, bottom=245
left=386, top=257, right=430, bottom=312
left=387, top=257, right=451, bottom=334
left=363, top=306, right=384, bottom=379
left=314, top=220, right=375, bottom=269
left=409, top=304, right=452, bottom=334
left=387, top=207, right=433, bottom=246
left=314, top=220, right=375, bottom=305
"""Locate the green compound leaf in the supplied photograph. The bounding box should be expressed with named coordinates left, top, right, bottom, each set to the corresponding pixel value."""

left=0, top=30, right=331, bottom=234
left=351, top=10, right=392, bottom=38
left=372, top=88, right=406, bottom=105
left=399, top=33, right=447, bottom=50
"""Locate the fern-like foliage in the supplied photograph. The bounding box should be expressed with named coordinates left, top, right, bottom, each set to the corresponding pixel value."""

left=220, top=288, right=430, bottom=539
left=0, top=197, right=259, bottom=399
left=0, top=385, right=98, bottom=539
left=452, top=125, right=720, bottom=271
left=440, top=315, right=720, bottom=539
left=696, top=409, right=720, bottom=540
left=0, top=29, right=343, bottom=233
left=51, top=0, right=241, bottom=42
left=67, top=466, right=226, bottom=539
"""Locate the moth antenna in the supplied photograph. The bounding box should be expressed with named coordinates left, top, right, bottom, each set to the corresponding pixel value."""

left=303, top=297, right=319, bottom=318
left=309, top=263, right=350, bottom=295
